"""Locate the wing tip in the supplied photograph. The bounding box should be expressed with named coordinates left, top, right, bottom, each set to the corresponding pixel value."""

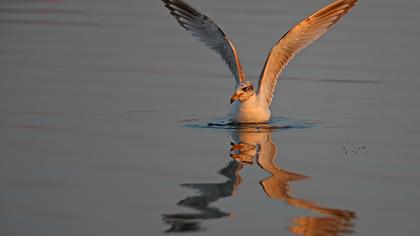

left=162, top=0, right=201, bottom=18
left=162, top=0, right=201, bottom=32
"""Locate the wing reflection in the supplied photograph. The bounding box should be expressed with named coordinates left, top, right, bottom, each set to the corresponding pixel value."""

left=164, top=125, right=356, bottom=235
left=162, top=160, right=244, bottom=233
left=231, top=127, right=356, bottom=235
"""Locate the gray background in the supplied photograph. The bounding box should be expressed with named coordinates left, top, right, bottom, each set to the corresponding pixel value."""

left=1, top=0, right=420, bottom=235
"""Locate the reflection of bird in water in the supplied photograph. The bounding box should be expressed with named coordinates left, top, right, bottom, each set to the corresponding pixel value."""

left=161, top=0, right=357, bottom=123
left=230, top=127, right=356, bottom=235
left=164, top=126, right=355, bottom=234
left=162, top=160, right=244, bottom=233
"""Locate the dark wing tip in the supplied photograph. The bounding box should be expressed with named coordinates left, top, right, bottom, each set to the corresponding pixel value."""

left=162, top=0, right=200, bottom=17
left=162, top=0, right=205, bottom=32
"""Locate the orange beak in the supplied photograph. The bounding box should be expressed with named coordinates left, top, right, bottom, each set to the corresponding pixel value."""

left=230, top=92, right=243, bottom=104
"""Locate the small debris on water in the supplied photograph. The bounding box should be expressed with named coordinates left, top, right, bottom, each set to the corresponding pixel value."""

left=342, top=146, right=368, bottom=156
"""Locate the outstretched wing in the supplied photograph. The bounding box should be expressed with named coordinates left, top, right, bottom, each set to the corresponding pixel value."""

left=162, top=0, right=245, bottom=87
left=257, top=0, right=357, bottom=106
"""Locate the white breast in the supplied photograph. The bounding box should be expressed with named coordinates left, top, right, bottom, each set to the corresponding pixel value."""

left=229, top=96, right=271, bottom=123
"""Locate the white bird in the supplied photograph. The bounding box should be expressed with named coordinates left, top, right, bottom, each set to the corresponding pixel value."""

left=162, top=0, right=357, bottom=123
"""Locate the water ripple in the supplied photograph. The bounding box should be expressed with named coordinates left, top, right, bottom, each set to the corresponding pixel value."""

left=180, top=117, right=321, bottom=132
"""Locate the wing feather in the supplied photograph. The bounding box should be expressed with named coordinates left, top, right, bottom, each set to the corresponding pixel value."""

left=162, top=0, right=245, bottom=86
left=257, top=0, right=357, bottom=106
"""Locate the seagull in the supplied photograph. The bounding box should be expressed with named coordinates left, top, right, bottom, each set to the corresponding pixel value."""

left=162, top=0, right=357, bottom=123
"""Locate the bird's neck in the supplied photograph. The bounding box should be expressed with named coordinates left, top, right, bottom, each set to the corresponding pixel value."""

left=239, top=94, right=261, bottom=109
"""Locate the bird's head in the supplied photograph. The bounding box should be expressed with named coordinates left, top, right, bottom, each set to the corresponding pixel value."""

left=230, top=81, right=255, bottom=104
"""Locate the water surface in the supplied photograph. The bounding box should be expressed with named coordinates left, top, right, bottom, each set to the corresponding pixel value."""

left=1, top=0, right=420, bottom=235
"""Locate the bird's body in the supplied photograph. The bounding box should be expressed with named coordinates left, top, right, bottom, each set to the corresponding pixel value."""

left=162, top=0, right=357, bottom=123
left=230, top=96, right=271, bottom=123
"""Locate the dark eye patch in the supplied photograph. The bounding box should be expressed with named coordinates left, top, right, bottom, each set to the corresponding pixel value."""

left=242, top=87, right=248, bottom=92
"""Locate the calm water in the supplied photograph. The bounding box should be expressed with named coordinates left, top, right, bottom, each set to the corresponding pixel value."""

left=1, top=0, right=420, bottom=235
